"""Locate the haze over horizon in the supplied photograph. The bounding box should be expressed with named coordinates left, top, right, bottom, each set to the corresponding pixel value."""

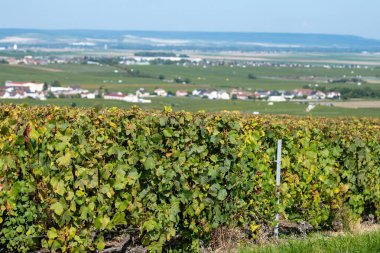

left=1, top=0, right=380, bottom=40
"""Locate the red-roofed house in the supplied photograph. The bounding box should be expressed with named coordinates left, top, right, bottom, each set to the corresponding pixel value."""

left=5, top=81, right=44, bottom=92
left=294, top=89, right=314, bottom=98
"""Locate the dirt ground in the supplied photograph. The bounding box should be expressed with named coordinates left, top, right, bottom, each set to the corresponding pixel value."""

left=13, top=65, right=64, bottom=72
left=333, top=100, right=380, bottom=109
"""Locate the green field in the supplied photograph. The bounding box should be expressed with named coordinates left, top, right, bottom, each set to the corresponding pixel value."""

left=1, top=63, right=380, bottom=94
left=1, top=98, right=379, bottom=117
left=1, top=61, right=380, bottom=116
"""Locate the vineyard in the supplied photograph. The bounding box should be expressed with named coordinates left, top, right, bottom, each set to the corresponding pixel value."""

left=0, top=105, right=379, bottom=252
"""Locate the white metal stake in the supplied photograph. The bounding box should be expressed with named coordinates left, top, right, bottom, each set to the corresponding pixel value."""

left=274, top=139, right=282, bottom=239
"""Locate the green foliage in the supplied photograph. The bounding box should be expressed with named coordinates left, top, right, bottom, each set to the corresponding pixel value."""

left=0, top=105, right=379, bottom=252
left=240, top=229, right=380, bottom=253
left=134, top=52, right=177, bottom=57
left=174, top=77, right=191, bottom=84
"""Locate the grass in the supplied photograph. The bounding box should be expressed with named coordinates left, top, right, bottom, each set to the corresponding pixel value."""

left=0, top=64, right=379, bottom=94
left=1, top=98, right=379, bottom=117
left=0, top=62, right=379, bottom=116
left=239, top=229, right=380, bottom=253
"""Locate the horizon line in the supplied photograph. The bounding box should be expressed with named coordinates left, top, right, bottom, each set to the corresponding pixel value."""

left=0, top=27, right=379, bottom=41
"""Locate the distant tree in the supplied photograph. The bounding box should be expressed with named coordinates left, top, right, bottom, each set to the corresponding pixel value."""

left=81, top=56, right=88, bottom=64
left=174, top=77, right=191, bottom=84
left=97, top=86, right=104, bottom=99
left=303, top=84, right=311, bottom=89
left=46, top=91, right=56, bottom=98
left=231, top=94, right=238, bottom=100
left=174, top=77, right=182, bottom=84
left=43, top=82, right=49, bottom=91
left=184, top=78, right=192, bottom=84
left=248, top=73, right=257, bottom=80
left=71, top=102, right=77, bottom=107
left=51, top=80, right=61, bottom=87
left=0, top=59, right=8, bottom=64
left=158, top=74, right=165, bottom=80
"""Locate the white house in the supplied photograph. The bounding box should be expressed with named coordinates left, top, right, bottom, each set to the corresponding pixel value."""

left=154, top=88, right=167, bottom=97
left=5, top=81, right=44, bottom=93
left=136, top=88, right=150, bottom=97
left=234, top=91, right=254, bottom=100
left=104, top=92, right=130, bottom=101
left=294, top=89, right=314, bottom=98
left=0, top=90, right=24, bottom=99
left=284, top=92, right=295, bottom=100
left=50, top=86, right=89, bottom=97
left=176, top=90, right=188, bottom=97
left=104, top=92, right=151, bottom=103
left=230, top=89, right=246, bottom=100
left=216, top=91, right=230, bottom=100
left=50, top=87, right=72, bottom=93
left=81, top=93, right=96, bottom=99
left=192, top=89, right=207, bottom=97
left=203, top=90, right=230, bottom=100
left=327, top=91, right=341, bottom=99
left=307, top=91, right=326, bottom=100
left=203, top=90, right=218, bottom=99
left=254, top=90, right=271, bottom=99
left=268, top=95, right=286, bottom=102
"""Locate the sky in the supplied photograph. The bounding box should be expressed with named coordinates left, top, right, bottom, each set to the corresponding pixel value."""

left=1, top=0, right=380, bottom=39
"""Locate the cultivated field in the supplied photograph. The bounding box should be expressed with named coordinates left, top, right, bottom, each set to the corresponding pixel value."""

left=1, top=55, right=380, bottom=117
left=1, top=63, right=380, bottom=93
left=1, top=98, right=380, bottom=117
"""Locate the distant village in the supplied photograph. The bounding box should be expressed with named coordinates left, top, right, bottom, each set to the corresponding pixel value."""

left=0, top=51, right=352, bottom=104
left=0, top=52, right=373, bottom=71
left=0, top=80, right=341, bottom=103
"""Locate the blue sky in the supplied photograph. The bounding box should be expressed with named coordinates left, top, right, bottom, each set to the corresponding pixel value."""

left=1, top=0, right=380, bottom=39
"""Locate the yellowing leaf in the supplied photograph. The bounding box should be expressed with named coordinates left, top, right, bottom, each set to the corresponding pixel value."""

left=109, top=122, right=117, bottom=128
left=97, top=240, right=106, bottom=251
left=143, top=219, right=158, bottom=232
left=47, top=228, right=58, bottom=239
left=53, top=180, right=65, bottom=196
left=29, top=128, right=40, bottom=141
left=57, top=152, right=72, bottom=167
left=51, top=202, right=64, bottom=215
left=250, top=223, right=261, bottom=233
left=95, top=216, right=110, bottom=230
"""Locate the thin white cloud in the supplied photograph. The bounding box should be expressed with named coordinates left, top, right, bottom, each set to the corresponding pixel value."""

left=0, top=36, right=40, bottom=44
left=123, top=35, right=191, bottom=46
